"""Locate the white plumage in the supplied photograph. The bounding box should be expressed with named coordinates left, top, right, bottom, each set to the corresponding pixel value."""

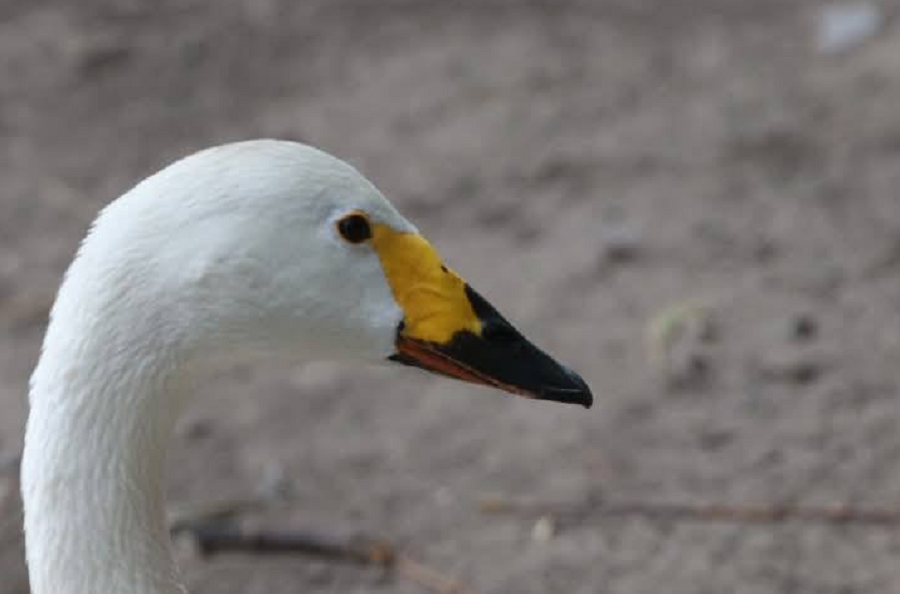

left=24, top=141, right=415, bottom=594
left=22, top=139, right=591, bottom=594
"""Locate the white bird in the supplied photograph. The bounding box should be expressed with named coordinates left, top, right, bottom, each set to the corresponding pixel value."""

left=21, top=139, right=591, bottom=594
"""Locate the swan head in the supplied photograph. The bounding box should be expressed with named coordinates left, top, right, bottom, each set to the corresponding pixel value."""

left=83, top=140, right=591, bottom=407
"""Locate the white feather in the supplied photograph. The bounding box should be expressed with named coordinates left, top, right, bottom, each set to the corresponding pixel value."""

left=23, top=140, right=412, bottom=594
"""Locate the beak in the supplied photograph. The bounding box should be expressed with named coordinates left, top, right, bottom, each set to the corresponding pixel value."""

left=370, top=224, right=591, bottom=408
left=389, top=285, right=593, bottom=408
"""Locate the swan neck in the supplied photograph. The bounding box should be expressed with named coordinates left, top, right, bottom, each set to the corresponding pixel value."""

left=22, top=335, right=189, bottom=594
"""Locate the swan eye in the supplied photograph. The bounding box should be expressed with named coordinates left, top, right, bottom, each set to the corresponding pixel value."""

left=336, top=213, right=372, bottom=244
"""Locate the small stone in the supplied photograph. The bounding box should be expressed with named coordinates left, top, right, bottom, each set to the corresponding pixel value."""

left=790, top=313, right=818, bottom=342
left=77, top=41, right=133, bottom=75
left=752, top=237, right=779, bottom=263
left=756, top=347, right=828, bottom=385
left=817, top=2, right=882, bottom=54
left=178, top=418, right=214, bottom=441
left=258, top=461, right=294, bottom=501
left=532, top=515, right=556, bottom=543
left=600, top=226, right=641, bottom=263
left=698, top=429, right=734, bottom=451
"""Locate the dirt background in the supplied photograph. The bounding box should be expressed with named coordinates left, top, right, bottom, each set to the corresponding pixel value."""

left=3, top=1, right=900, bottom=592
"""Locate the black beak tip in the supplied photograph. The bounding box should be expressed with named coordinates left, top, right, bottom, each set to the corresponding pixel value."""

left=578, top=388, right=594, bottom=409
left=539, top=366, right=593, bottom=408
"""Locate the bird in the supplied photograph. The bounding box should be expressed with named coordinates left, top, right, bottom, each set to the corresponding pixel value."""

left=21, top=139, right=592, bottom=594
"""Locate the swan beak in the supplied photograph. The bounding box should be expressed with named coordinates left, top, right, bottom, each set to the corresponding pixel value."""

left=371, top=225, right=591, bottom=407
left=390, top=284, right=593, bottom=407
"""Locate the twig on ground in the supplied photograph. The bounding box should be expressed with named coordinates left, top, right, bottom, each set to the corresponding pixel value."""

left=168, top=497, right=270, bottom=535
left=395, top=554, right=478, bottom=594
left=190, top=523, right=394, bottom=564
left=184, top=523, right=478, bottom=594
left=478, top=496, right=900, bottom=526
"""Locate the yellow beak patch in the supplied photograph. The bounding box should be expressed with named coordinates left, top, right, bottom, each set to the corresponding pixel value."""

left=370, top=223, right=481, bottom=344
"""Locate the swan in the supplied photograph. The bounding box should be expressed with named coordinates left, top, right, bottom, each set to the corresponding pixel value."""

left=21, top=139, right=592, bottom=594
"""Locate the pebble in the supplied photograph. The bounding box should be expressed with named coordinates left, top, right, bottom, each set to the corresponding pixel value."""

left=178, top=417, right=215, bottom=441
left=817, top=2, right=882, bottom=54
left=755, top=346, right=827, bottom=385
left=790, top=313, right=819, bottom=342
left=600, top=225, right=641, bottom=264
left=258, top=461, right=294, bottom=501
left=532, top=515, right=556, bottom=543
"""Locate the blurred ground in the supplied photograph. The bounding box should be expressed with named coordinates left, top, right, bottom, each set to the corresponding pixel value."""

left=3, top=1, right=900, bottom=592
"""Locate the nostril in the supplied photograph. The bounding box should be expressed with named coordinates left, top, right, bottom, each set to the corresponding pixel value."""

left=482, top=319, right=519, bottom=344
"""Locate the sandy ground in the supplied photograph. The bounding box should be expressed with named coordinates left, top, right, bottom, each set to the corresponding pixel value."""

left=3, top=1, right=900, bottom=592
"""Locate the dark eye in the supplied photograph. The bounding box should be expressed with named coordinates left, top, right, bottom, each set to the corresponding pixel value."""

left=336, top=213, right=372, bottom=244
